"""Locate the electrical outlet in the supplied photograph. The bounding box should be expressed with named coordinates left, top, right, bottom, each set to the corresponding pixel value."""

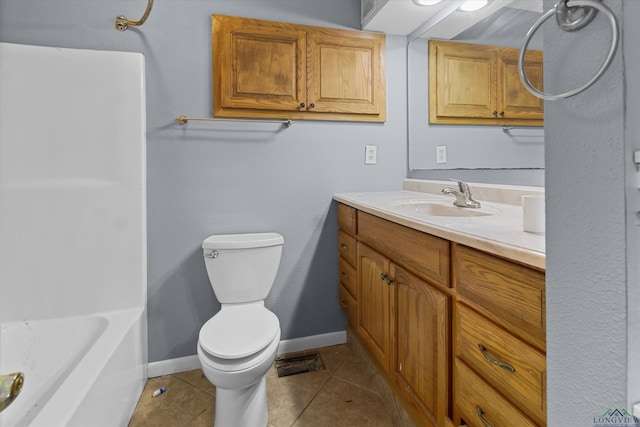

left=365, top=145, right=377, bottom=164
left=436, top=145, right=447, bottom=164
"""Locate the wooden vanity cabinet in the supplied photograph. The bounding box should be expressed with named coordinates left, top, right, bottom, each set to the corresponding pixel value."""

left=335, top=204, right=546, bottom=427
left=337, top=204, right=358, bottom=327
left=453, top=244, right=546, bottom=427
left=344, top=207, right=452, bottom=427
left=429, top=40, right=543, bottom=126
left=212, top=15, right=386, bottom=123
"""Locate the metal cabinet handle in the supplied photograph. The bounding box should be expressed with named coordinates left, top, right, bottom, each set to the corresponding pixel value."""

left=476, top=405, right=493, bottom=427
left=309, top=103, right=315, bottom=108
left=379, top=273, right=393, bottom=285
left=340, top=301, right=349, bottom=309
left=478, top=344, right=515, bottom=373
left=499, top=111, right=505, bottom=117
left=300, top=102, right=305, bottom=108
left=341, top=272, right=349, bottom=280
left=492, top=111, right=498, bottom=117
left=340, top=244, right=349, bottom=251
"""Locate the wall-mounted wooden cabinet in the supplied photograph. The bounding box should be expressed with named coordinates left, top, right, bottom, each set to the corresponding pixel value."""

left=212, top=15, right=386, bottom=122
left=429, top=40, right=543, bottom=126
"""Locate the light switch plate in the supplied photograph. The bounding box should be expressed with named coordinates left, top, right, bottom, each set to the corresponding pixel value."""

left=436, top=145, right=447, bottom=164
left=365, top=145, right=377, bottom=164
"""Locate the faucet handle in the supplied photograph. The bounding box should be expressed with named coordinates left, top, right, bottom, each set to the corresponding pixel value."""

left=449, top=178, right=469, bottom=194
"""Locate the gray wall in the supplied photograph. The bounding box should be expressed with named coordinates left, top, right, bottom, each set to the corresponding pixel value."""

left=0, top=0, right=407, bottom=363
left=545, top=0, right=640, bottom=423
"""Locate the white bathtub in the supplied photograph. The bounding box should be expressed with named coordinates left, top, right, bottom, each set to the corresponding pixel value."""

left=0, top=308, right=147, bottom=427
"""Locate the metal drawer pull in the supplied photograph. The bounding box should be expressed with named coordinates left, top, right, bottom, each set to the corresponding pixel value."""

left=340, top=244, right=349, bottom=251
left=340, top=301, right=349, bottom=309
left=341, top=272, right=349, bottom=280
left=476, top=405, right=493, bottom=427
left=478, top=344, right=516, bottom=373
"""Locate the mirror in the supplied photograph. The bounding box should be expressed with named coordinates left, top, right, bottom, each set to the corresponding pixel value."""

left=407, top=3, right=544, bottom=185
left=363, top=0, right=545, bottom=184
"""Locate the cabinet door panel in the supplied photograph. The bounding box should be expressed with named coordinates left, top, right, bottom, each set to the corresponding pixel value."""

left=357, top=243, right=391, bottom=371
left=434, top=42, right=497, bottom=119
left=392, top=264, right=449, bottom=427
left=499, top=48, right=543, bottom=119
left=308, top=29, right=385, bottom=116
left=213, top=15, right=306, bottom=113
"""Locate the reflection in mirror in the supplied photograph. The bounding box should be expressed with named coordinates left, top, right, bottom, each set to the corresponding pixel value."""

left=407, top=3, right=545, bottom=186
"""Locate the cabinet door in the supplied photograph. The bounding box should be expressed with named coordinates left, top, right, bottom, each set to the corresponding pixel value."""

left=213, top=15, right=307, bottom=114
left=307, top=28, right=385, bottom=118
left=498, top=48, right=544, bottom=120
left=357, top=242, right=392, bottom=372
left=392, top=264, right=449, bottom=427
left=430, top=40, right=497, bottom=120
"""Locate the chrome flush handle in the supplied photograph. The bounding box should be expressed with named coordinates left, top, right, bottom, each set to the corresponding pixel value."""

left=204, top=249, right=219, bottom=258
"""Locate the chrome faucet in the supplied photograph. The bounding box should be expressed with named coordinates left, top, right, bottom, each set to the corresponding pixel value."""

left=442, top=180, right=481, bottom=208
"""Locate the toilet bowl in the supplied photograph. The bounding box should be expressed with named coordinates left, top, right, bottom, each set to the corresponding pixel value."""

left=196, top=233, right=283, bottom=427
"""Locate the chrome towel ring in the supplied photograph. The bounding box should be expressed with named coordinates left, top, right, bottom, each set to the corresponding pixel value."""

left=518, top=0, right=619, bottom=100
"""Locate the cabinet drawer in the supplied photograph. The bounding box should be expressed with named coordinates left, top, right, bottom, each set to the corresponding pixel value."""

left=456, top=304, right=546, bottom=424
left=339, top=284, right=357, bottom=327
left=337, top=203, right=357, bottom=235
left=338, top=231, right=357, bottom=267
left=339, top=256, right=357, bottom=298
left=455, top=361, right=537, bottom=427
left=453, top=244, right=545, bottom=350
left=358, top=212, right=450, bottom=287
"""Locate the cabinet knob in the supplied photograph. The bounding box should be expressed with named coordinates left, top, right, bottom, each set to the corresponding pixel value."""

left=309, top=103, right=315, bottom=109
left=499, top=111, right=505, bottom=117
left=300, top=103, right=305, bottom=109
left=341, top=244, right=349, bottom=251
left=380, top=273, right=387, bottom=281
left=492, top=111, right=498, bottom=117
left=341, top=272, right=349, bottom=280
left=340, top=301, right=349, bottom=309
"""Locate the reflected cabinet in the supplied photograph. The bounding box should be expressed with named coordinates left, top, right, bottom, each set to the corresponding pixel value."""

left=429, top=40, right=544, bottom=126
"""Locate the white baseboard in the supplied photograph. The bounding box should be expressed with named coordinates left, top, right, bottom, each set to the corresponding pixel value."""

left=276, top=330, right=346, bottom=355
left=147, top=330, right=347, bottom=378
left=148, top=354, right=200, bottom=378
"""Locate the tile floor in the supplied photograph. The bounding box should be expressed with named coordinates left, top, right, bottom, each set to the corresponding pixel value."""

left=128, top=344, right=397, bottom=426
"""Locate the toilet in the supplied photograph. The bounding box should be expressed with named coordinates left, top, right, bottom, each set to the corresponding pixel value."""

left=197, top=232, right=283, bottom=427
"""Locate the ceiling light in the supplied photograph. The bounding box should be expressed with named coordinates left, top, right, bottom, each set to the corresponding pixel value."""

left=459, top=0, right=489, bottom=12
left=411, top=0, right=443, bottom=6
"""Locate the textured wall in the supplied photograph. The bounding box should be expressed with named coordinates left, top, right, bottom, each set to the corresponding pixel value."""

left=544, top=0, right=632, bottom=424
left=0, top=0, right=408, bottom=363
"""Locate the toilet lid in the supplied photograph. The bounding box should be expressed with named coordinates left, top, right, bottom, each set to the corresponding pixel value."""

left=199, top=304, right=280, bottom=359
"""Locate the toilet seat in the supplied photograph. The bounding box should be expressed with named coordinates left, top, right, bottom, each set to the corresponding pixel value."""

left=199, top=303, right=280, bottom=360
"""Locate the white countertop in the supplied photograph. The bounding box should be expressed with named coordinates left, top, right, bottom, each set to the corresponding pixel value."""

left=334, top=180, right=545, bottom=270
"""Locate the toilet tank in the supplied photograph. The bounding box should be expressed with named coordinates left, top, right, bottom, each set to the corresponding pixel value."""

left=202, top=233, right=284, bottom=304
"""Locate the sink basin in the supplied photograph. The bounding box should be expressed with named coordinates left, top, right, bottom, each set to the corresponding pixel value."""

left=389, top=200, right=498, bottom=217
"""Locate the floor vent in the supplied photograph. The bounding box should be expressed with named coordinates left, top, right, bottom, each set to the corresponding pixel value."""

left=275, top=351, right=325, bottom=378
